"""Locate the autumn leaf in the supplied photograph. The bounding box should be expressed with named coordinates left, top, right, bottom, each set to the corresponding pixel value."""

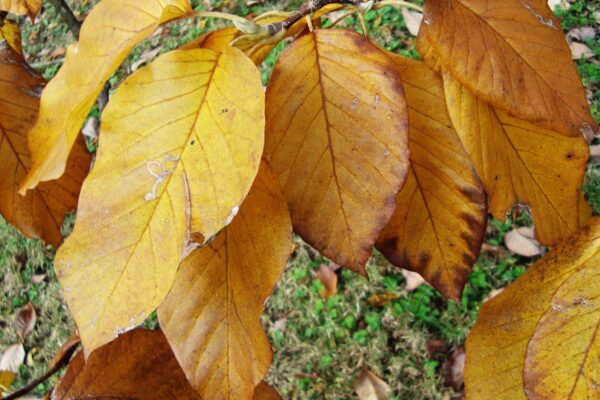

left=52, top=329, right=200, bottom=400
left=264, top=29, right=410, bottom=274
left=0, top=370, right=15, bottom=397
left=253, top=381, right=281, bottom=400
left=465, top=217, right=600, bottom=400
left=0, top=41, right=90, bottom=247
left=54, top=47, right=265, bottom=356
left=354, top=367, right=390, bottom=400
left=441, top=70, right=588, bottom=246
left=15, top=303, right=36, bottom=338
left=0, top=344, right=24, bottom=373
left=376, top=55, right=486, bottom=300
left=19, top=0, right=192, bottom=193
left=158, top=162, right=292, bottom=400
left=419, top=0, right=597, bottom=136
left=1, top=19, right=22, bottom=53
left=0, top=0, right=40, bottom=19
left=315, top=263, right=338, bottom=298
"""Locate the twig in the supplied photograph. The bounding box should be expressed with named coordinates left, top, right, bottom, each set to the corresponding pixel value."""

left=47, top=0, right=81, bottom=39
left=3, top=339, right=79, bottom=400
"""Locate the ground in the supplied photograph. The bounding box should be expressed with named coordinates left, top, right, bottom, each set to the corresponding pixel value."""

left=0, top=0, right=599, bottom=399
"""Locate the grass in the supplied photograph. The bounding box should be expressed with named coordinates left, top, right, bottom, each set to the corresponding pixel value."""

left=0, top=0, right=598, bottom=398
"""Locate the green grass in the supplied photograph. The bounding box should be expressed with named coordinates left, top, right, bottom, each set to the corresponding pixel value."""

left=0, top=0, right=598, bottom=398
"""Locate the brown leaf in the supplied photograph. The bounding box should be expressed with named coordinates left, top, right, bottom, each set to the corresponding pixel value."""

left=569, top=42, right=594, bottom=59
left=444, top=346, right=465, bottom=391
left=48, top=335, right=80, bottom=371
left=264, top=29, right=410, bottom=274
left=504, top=227, right=542, bottom=257
left=15, top=303, right=36, bottom=338
left=253, top=381, right=281, bottom=400
left=0, top=344, right=24, bottom=373
left=316, top=264, right=338, bottom=298
left=376, top=56, right=487, bottom=300
left=353, top=368, right=390, bottom=400
left=52, top=329, right=200, bottom=400
left=419, top=0, right=597, bottom=136
left=368, top=293, right=400, bottom=307
left=158, top=162, right=292, bottom=400
left=0, top=40, right=90, bottom=247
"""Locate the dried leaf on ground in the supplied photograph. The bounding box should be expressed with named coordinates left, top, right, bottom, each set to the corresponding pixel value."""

left=54, top=46, right=265, bottom=356
left=0, top=344, right=24, bottom=373
left=354, top=368, right=390, bottom=400
left=444, top=346, right=465, bottom=391
left=0, top=19, right=22, bottom=53
left=401, top=8, right=422, bottom=36
left=465, top=217, right=600, bottom=399
left=420, top=0, right=597, bottom=136
left=504, top=227, right=542, bottom=257
left=20, top=0, right=192, bottom=193
left=253, top=381, right=281, bottom=400
left=316, top=264, right=338, bottom=298
left=158, top=163, right=292, bottom=400
left=52, top=329, right=200, bottom=400
left=402, top=269, right=426, bottom=292
left=0, top=0, right=40, bottom=19
left=376, top=55, right=486, bottom=300
left=265, top=29, right=410, bottom=275
left=569, top=42, right=594, bottom=59
left=15, top=303, right=36, bottom=338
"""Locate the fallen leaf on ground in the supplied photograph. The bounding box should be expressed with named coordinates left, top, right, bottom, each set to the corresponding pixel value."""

left=368, top=293, right=400, bottom=307
left=0, top=344, right=24, bottom=373
left=567, top=26, right=596, bottom=42
left=504, top=227, right=542, bottom=257
left=253, top=381, right=281, bottom=400
left=402, top=269, right=426, bottom=292
left=444, top=346, right=465, bottom=391
left=569, top=42, right=594, bottom=59
left=316, top=264, right=338, bottom=298
left=0, top=370, right=15, bottom=396
left=15, top=303, right=36, bottom=338
left=401, top=8, right=422, bottom=36
left=354, top=368, right=390, bottom=400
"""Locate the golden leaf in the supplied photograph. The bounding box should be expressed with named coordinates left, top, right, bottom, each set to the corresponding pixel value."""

left=0, top=370, right=15, bottom=397
left=264, top=29, right=410, bottom=274
left=376, top=55, right=486, bottom=300
left=54, top=47, right=265, bottom=356
left=0, top=43, right=90, bottom=247
left=419, top=0, right=596, bottom=136
left=158, top=162, right=292, bottom=400
left=52, top=329, right=200, bottom=399
left=0, top=0, right=40, bottom=19
left=0, top=19, right=22, bottom=53
left=19, top=0, right=192, bottom=193
left=442, top=70, right=588, bottom=246
left=465, top=218, right=600, bottom=400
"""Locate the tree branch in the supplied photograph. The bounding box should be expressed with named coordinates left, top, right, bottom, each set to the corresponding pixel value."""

left=47, top=0, right=81, bottom=39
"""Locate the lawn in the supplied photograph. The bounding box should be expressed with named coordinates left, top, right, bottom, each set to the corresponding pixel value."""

left=0, top=0, right=599, bottom=398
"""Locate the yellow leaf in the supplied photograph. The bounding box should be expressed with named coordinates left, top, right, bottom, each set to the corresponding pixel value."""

left=0, top=19, right=22, bottom=53
left=0, top=370, right=15, bottom=396
left=442, top=70, right=588, bottom=246
left=0, top=42, right=90, bottom=247
left=0, top=0, right=40, bottom=19
left=264, top=29, right=410, bottom=274
left=158, top=162, right=292, bottom=400
left=54, top=46, right=265, bottom=356
left=465, top=217, right=600, bottom=400
left=53, top=329, right=200, bottom=399
left=253, top=381, right=281, bottom=400
left=376, top=55, right=486, bottom=300
left=419, top=0, right=596, bottom=136
left=19, top=0, right=192, bottom=193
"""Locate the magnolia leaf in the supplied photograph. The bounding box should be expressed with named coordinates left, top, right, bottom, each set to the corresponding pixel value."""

left=376, top=56, right=486, bottom=300
left=0, top=0, right=40, bottom=19
left=264, top=29, right=410, bottom=274
left=52, top=329, right=200, bottom=400
left=0, top=344, right=24, bottom=373
left=419, top=0, right=596, bottom=136
left=158, top=163, right=292, bottom=400
left=465, top=217, right=600, bottom=400
left=54, top=47, right=265, bottom=356
left=504, top=227, right=542, bottom=257
left=253, top=381, right=281, bottom=400
left=15, top=303, right=36, bottom=338
left=19, top=0, right=192, bottom=193
left=353, top=368, right=390, bottom=400
left=0, top=43, right=90, bottom=248
left=0, top=19, right=22, bottom=53
left=441, top=70, right=588, bottom=246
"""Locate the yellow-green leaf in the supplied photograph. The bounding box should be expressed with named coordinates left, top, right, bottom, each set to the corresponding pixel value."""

left=376, top=55, right=486, bottom=300
left=0, top=41, right=90, bottom=247
left=53, top=329, right=200, bottom=399
left=465, top=217, right=600, bottom=400
left=0, top=0, right=40, bottom=19
left=158, top=162, right=292, bottom=400
left=19, top=0, right=192, bottom=193
left=54, top=46, right=265, bottom=356
left=442, top=70, right=588, bottom=246
left=419, top=0, right=596, bottom=136
left=264, top=29, right=410, bottom=274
